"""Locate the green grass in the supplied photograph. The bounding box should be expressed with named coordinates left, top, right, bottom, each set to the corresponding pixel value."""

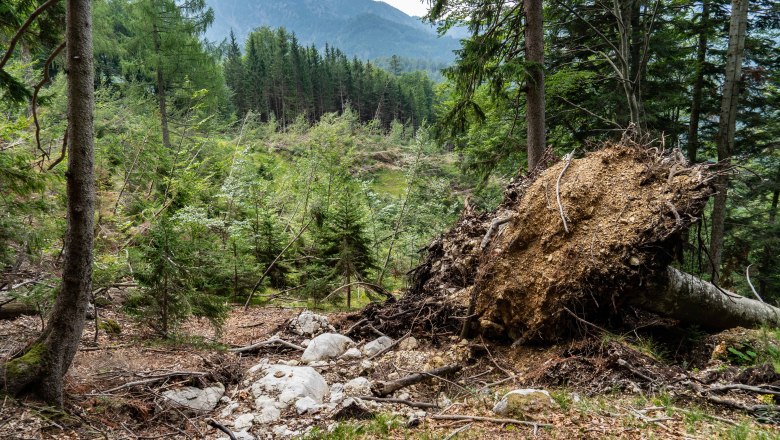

left=371, top=169, right=407, bottom=198
left=302, top=414, right=403, bottom=439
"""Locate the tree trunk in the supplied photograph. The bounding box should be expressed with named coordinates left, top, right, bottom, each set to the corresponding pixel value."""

left=688, top=0, right=709, bottom=163
left=153, top=23, right=171, bottom=150
left=0, top=0, right=95, bottom=404
left=709, top=0, right=748, bottom=284
left=632, top=267, right=780, bottom=330
left=524, top=0, right=545, bottom=171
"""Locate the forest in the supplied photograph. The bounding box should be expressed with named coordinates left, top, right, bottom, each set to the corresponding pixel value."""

left=0, top=0, right=779, bottom=438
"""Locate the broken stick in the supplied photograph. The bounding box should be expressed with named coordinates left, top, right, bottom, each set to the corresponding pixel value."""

left=372, top=364, right=462, bottom=397
left=228, top=337, right=304, bottom=353
left=430, top=414, right=551, bottom=429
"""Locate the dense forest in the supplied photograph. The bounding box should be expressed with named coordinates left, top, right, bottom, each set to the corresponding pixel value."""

left=1, top=0, right=779, bottom=438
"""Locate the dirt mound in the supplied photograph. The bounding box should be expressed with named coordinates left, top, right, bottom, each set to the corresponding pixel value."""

left=472, top=145, right=713, bottom=342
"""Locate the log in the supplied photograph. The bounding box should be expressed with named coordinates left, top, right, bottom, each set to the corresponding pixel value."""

left=0, top=295, right=38, bottom=320
left=371, top=364, right=462, bottom=397
left=632, top=267, right=780, bottom=330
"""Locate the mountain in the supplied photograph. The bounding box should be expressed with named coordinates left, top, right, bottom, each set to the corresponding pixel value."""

left=204, top=0, right=461, bottom=63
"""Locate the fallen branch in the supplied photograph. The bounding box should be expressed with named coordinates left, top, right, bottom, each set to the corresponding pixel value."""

left=96, top=371, right=208, bottom=394
left=367, top=331, right=410, bottom=361
left=480, top=216, right=514, bottom=250
left=746, top=264, right=763, bottom=302
left=707, top=383, right=780, bottom=397
left=357, top=396, right=438, bottom=409
left=430, top=414, right=551, bottom=429
left=372, top=364, right=462, bottom=397
left=207, top=419, right=237, bottom=440
left=443, top=422, right=472, bottom=440
left=228, top=337, right=304, bottom=354
left=556, top=149, right=575, bottom=234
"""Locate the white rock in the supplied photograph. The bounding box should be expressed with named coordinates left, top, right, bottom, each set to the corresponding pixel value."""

left=251, top=364, right=328, bottom=410
left=295, top=396, right=320, bottom=414
left=272, top=425, right=289, bottom=437
left=233, top=413, right=255, bottom=430
left=344, top=377, right=372, bottom=397
left=254, top=404, right=281, bottom=424
left=399, top=337, right=419, bottom=350
left=362, top=336, right=394, bottom=357
left=161, top=383, right=224, bottom=412
left=220, top=402, right=240, bottom=417
left=340, top=347, right=363, bottom=360
left=301, top=333, right=354, bottom=362
left=290, top=311, right=333, bottom=336
left=301, top=339, right=311, bottom=347
left=329, top=383, right=345, bottom=404
left=235, top=430, right=255, bottom=440
left=359, top=360, right=374, bottom=371
left=247, top=358, right=270, bottom=375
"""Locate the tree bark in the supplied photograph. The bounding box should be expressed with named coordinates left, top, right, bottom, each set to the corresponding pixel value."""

left=524, top=0, right=545, bottom=170
left=687, top=0, right=709, bottom=163
left=709, top=0, right=748, bottom=284
left=632, top=267, right=780, bottom=330
left=0, top=0, right=95, bottom=404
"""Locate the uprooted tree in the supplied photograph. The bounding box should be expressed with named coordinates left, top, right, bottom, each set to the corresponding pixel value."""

left=365, top=140, right=780, bottom=341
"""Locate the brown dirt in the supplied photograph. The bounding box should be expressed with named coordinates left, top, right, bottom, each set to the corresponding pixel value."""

left=473, top=145, right=713, bottom=342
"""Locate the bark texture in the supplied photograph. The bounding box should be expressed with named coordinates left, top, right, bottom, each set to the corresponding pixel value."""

left=0, top=0, right=95, bottom=404
left=710, top=0, right=748, bottom=284
left=524, top=0, right=545, bottom=170
left=633, top=267, right=780, bottom=330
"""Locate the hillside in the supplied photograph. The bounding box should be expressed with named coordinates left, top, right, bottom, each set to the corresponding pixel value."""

left=205, top=0, right=461, bottom=63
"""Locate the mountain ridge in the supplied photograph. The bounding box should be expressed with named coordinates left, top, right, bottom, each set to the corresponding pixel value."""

left=205, top=0, right=460, bottom=63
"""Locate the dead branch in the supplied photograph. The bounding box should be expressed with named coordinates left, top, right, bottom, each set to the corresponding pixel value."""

left=371, top=363, right=462, bottom=397
left=443, top=422, right=473, bottom=440
left=707, top=383, right=780, bottom=397
left=746, top=264, right=763, bottom=302
left=480, top=216, right=514, bottom=250
left=556, top=150, right=575, bottom=234
left=430, top=414, right=551, bottom=429
left=357, top=396, right=438, bottom=409
left=32, top=41, right=65, bottom=161
left=228, top=337, right=304, bottom=354
left=0, top=0, right=61, bottom=71
left=207, top=419, right=237, bottom=440
left=96, top=371, right=208, bottom=394
left=367, top=331, right=410, bottom=361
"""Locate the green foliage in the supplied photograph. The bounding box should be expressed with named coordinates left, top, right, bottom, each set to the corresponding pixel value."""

left=125, top=216, right=229, bottom=338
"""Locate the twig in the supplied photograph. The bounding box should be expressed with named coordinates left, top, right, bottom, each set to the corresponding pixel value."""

left=443, top=422, right=473, bottom=440
left=228, top=337, right=304, bottom=353
left=32, top=41, right=65, bottom=161
left=0, top=0, right=61, bottom=71
left=94, top=371, right=208, bottom=394
left=478, top=375, right=520, bottom=392
left=480, top=216, right=514, bottom=250
left=665, top=201, right=681, bottom=225
left=563, top=306, right=610, bottom=334
left=367, top=331, right=410, bottom=361
left=207, top=419, right=237, bottom=440
left=745, top=264, right=763, bottom=302
left=430, top=414, right=551, bottom=429
left=357, top=396, right=438, bottom=409
left=707, top=383, right=780, bottom=397
left=556, top=150, right=575, bottom=234
left=344, top=318, right=368, bottom=335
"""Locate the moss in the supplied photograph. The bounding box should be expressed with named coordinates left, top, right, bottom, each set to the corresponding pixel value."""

left=98, top=318, right=122, bottom=335
left=5, top=342, right=45, bottom=380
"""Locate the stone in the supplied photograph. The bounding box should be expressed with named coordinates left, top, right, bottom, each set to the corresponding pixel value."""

left=340, top=347, right=363, bottom=360
left=289, top=311, right=333, bottom=336
left=399, top=337, right=419, bottom=350
left=219, top=402, right=240, bottom=417
left=161, top=383, right=224, bottom=412
left=234, top=430, right=255, bottom=440
left=233, top=413, right=254, bottom=430
left=362, top=336, right=394, bottom=357
left=329, top=383, right=345, bottom=404
left=331, top=398, right=374, bottom=420
left=254, top=401, right=281, bottom=424
left=343, top=377, right=372, bottom=397
left=359, top=360, right=374, bottom=372
left=301, top=333, right=354, bottom=362
left=492, top=389, right=558, bottom=419
left=251, top=365, right=328, bottom=410
left=295, top=396, right=319, bottom=414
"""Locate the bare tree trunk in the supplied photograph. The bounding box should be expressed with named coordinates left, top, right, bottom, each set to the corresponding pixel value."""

left=0, top=0, right=95, bottom=404
left=153, top=23, right=171, bottom=150
left=688, top=0, right=709, bottom=163
left=710, top=0, right=748, bottom=284
left=632, top=267, right=780, bottom=330
left=524, top=0, right=545, bottom=170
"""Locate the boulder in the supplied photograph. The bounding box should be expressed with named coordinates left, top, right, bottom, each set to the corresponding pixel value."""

left=340, top=347, right=363, bottom=360
left=329, top=383, right=345, bottom=404
left=295, top=396, right=320, bottom=414
left=332, top=397, right=374, bottom=420
left=362, top=336, right=393, bottom=357
left=290, top=311, right=333, bottom=336
left=343, top=377, right=372, bottom=397
left=301, top=333, right=354, bottom=362
left=232, top=413, right=254, bottom=430
left=251, top=364, right=328, bottom=411
left=161, top=383, right=224, bottom=412
left=492, top=389, right=557, bottom=419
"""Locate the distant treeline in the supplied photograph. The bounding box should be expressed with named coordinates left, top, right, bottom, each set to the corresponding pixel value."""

left=224, top=27, right=436, bottom=128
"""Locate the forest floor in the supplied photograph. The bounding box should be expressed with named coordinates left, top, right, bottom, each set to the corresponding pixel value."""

left=2, top=299, right=780, bottom=439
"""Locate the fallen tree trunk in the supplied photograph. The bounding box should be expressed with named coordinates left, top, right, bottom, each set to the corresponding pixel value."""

left=633, top=267, right=780, bottom=330
left=0, top=295, right=38, bottom=320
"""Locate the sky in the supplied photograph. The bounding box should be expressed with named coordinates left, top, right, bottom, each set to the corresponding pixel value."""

left=377, top=0, right=429, bottom=17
